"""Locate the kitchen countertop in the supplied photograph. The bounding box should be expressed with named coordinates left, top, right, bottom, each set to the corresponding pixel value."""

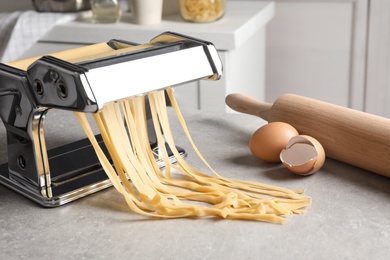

left=0, top=108, right=389, bottom=259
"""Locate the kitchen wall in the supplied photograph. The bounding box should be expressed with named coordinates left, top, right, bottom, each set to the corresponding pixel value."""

left=0, top=0, right=176, bottom=14
left=0, top=1, right=33, bottom=11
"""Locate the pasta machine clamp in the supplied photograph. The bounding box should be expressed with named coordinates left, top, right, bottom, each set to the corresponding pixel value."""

left=0, top=32, right=223, bottom=207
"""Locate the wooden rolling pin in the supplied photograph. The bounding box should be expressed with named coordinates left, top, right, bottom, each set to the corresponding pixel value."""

left=225, top=93, right=390, bottom=178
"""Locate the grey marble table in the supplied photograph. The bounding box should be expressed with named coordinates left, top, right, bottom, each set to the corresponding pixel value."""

left=1, top=108, right=389, bottom=260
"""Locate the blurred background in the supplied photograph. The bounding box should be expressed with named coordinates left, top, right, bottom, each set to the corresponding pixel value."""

left=1, top=0, right=389, bottom=117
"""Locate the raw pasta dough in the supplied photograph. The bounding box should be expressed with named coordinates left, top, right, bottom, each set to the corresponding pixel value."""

left=75, top=88, right=311, bottom=224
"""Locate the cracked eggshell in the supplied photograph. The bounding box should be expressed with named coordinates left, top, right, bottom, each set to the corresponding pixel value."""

left=280, top=135, right=325, bottom=175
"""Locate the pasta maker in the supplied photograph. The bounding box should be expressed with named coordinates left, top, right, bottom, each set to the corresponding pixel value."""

left=0, top=32, right=223, bottom=207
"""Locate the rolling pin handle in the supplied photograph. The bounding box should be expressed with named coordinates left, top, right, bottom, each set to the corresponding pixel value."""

left=225, top=93, right=272, bottom=121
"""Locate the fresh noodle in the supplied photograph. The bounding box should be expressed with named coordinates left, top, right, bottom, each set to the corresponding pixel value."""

left=74, top=88, right=311, bottom=223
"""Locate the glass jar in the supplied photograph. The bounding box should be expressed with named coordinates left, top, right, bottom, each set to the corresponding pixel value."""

left=180, top=0, right=225, bottom=23
left=90, top=0, right=122, bottom=23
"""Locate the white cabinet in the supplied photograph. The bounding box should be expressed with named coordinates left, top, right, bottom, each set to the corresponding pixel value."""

left=250, top=0, right=390, bottom=118
left=365, top=0, right=390, bottom=117
left=257, top=0, right=369, bottom=110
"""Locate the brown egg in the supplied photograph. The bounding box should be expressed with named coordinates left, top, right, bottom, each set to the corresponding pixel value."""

left=249, top=122, right=299, bottom=162
left=280, top=135, right=325, bottom=175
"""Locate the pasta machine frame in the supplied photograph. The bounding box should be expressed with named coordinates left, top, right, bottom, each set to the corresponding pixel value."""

left=0, top=32, right=223, bottom=207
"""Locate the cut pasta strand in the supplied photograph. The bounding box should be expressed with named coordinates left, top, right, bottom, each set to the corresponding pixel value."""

left=74, top=87, right=311, bottom=224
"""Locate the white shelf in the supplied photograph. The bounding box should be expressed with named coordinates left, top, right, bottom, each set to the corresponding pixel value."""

left=39, top=1, right=274, bottom=51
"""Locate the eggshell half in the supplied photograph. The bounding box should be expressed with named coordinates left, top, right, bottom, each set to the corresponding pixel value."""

left=280, top=135, right=325, bottom=175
